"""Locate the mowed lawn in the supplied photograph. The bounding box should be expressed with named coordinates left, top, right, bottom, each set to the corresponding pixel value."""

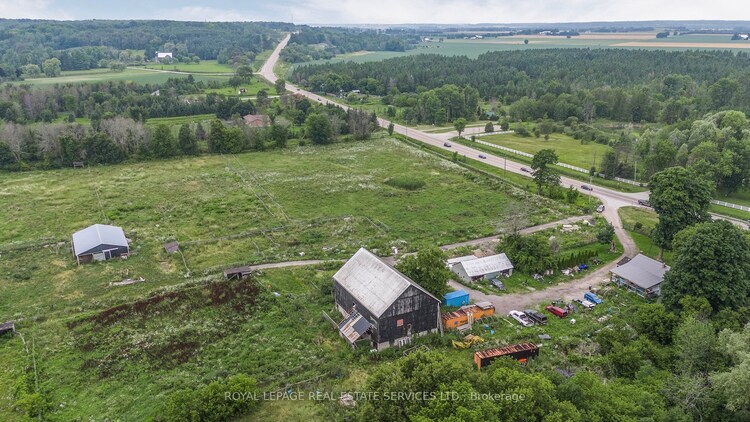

left=14, top=68, right=231, bottom=87
left=0, top=136, right=578, bottom=317
left=481, top=132, right=613, bottom=169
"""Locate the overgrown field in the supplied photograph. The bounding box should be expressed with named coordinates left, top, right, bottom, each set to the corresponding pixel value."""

left=0, top=137, right=592, bottom=419
left=0, top=137, right=583, bottom=319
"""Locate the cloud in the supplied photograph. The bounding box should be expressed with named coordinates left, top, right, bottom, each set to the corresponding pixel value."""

left=0, top=0, right=73, bottom=19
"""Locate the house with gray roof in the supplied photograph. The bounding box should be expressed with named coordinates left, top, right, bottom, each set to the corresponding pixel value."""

left=333, top=248, right=442, bottom=350
left=610, top=253, right=669, bottom=298
left=71, top=224, right=129, bottom=264
left=450, top=253, right=514, bottom=283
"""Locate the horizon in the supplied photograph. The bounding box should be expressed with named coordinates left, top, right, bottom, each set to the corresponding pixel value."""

left=1, top=0, right=748, bottom=25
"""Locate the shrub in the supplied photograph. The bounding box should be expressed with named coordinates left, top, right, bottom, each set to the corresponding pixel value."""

left=384, top=176, right=426, bottom=191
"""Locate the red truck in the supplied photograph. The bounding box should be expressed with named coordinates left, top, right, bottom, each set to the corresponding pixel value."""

left=545, top=305, right=568, bottom=318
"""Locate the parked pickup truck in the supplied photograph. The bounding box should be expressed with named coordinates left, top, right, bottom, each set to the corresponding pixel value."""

left=545, top=305, right=569, bottom=318
left=524, top=309, right=548, bottom=325
left=509, top=310, right=534, bottom=327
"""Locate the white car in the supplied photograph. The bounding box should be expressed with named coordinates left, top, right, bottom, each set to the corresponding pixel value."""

left=509, top=310, right=534, bottom=327
left=578, top=299, right=596, bottom=309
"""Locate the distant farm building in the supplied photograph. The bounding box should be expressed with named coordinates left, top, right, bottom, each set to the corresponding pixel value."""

left=155, top=52, right=173, bottom=63
left=242, top=114, right=270, bottom=128
left=610, top=253, right=669, bottom=299
left=333, top=248, right=442, bottom=350
left=450, top=253, right=514, bottom=283
left=71, top=224, right=129, bottom=264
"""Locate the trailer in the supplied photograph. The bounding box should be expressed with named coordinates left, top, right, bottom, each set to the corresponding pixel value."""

left=473, top=343, right=540, bottom=369
left=441, top=302, right=495, bottom=330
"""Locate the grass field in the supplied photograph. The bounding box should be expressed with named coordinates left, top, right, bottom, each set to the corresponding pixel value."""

left=15, top=68, right=231, bottom=87
left=0, top=136, right=592, bottom=420
left=618, top=206, right=674, bottom=263
left=480, top=132, right=613, bottom=170
left=203, top=79, right=276, bottom=97
left=292, top=33, right=750, bottom=69
left=0, top=136, right=583, bottom=318
left=143, top=60, right=234, bottom=73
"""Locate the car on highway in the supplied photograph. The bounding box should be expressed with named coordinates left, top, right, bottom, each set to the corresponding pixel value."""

left=520, top=167, right=530, bottom=173
left=478, top=154, right=487, bottom=159
left=444, top=142, right=452, bottom=147
left=638, top=199, right=650, bottom=207
left=509, top=310, right=534, bottom=327
left=581, top=184, right=593, bottom=191
left=596, top=205, right=605, bottom=213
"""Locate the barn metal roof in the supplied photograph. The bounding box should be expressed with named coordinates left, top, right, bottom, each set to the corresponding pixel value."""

left=333, top=248, right=439, bottom=317
left=610, top=253, right=669, bottom=289
left=71, top=224, right=128, bottom=256
left=456, top=253, right=514, bottom=277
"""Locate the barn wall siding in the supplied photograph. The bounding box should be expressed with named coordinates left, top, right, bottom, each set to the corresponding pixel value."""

left=334, top=282, right=440, bottom=349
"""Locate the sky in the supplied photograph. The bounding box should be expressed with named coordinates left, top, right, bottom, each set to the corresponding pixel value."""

left=0, top=0, right=747, bottom=24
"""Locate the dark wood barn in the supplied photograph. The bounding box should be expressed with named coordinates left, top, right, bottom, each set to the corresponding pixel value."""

left=333, top=248, right=442, bottom=350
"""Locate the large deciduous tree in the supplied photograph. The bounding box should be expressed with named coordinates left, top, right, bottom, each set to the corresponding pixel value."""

left=499, top=233, right=553, bottom=274
left=453, top=117, right=467, bottom=138
left=531, top=148, right=560, bottom=195
left=649, top=166, right=713, bottom=257
left=395, top=247, right=452, bottom=298
left=305, top=113, right=333, bottom=145
left=661, top=220, right=750, bottom=312
left=178, top=124, right=198, bottom=155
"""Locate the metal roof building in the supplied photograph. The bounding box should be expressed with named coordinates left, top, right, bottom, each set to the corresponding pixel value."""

left=333, top=248, right=442, bottom=350
left=451, top=253, right=514, bottom=283
left=71, top=224, right=129, bottom=264
left=610, top=253, right=669, bottom=298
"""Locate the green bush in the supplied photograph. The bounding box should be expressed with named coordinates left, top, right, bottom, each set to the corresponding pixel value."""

left=157, top=374, right=259, bottom=422
left=384, top=176, right=426, bottom=191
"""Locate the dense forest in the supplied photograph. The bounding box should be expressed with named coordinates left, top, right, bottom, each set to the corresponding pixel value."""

left=280, top=27, right=420, bottom=63
left=292, top=49, right=750, bottom=123
left=0, top=19, right=289, bottom=74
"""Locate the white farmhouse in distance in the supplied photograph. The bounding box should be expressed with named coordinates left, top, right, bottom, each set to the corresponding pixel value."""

left=155, top=51, right=173, bottom=63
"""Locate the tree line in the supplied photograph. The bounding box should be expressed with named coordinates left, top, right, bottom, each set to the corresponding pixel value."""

left=0, top=19, right=289, bottom=77
left=292, top=49, right=750, bottom=124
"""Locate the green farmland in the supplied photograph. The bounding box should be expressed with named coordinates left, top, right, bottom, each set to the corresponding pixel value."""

left=143, top=60, right=234, bottom=73
left=14, top=68, right=231, bottom=87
